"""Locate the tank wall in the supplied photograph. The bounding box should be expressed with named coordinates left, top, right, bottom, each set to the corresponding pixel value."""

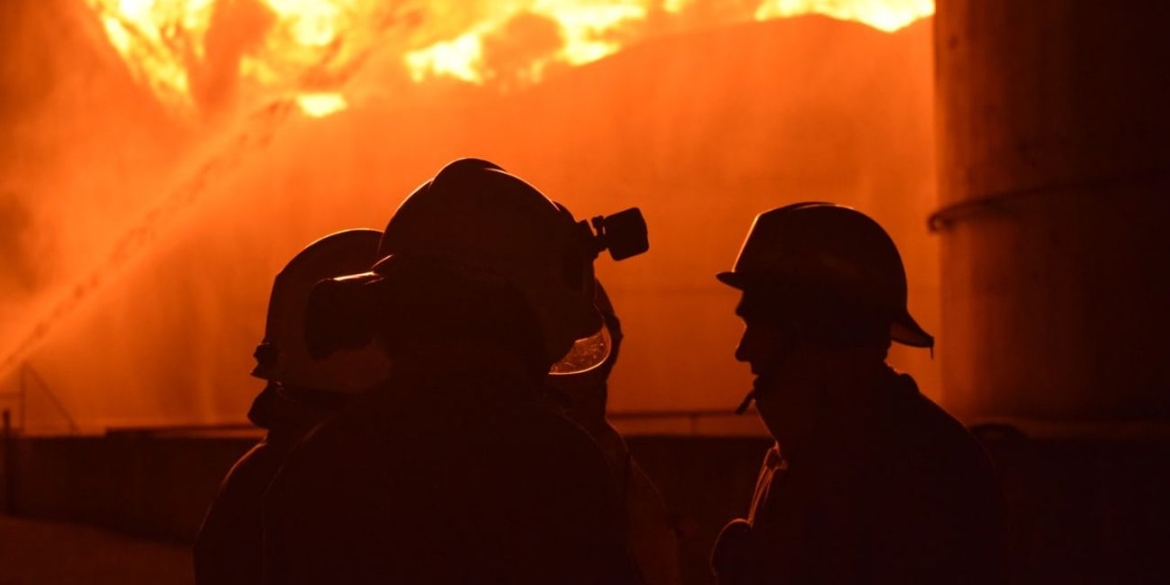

left=934, top=0, right=1170, bottom=421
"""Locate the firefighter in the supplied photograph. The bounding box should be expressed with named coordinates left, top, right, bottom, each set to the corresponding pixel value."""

left=710, top=203, right=1005, bottom=584
left=546, top=282, right=683, bottom=585
left=194, top=229, right=388, bottom=585
left=262, top=159, right=646, bottom=584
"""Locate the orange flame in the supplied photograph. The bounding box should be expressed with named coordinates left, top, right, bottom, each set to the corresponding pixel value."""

left=88, top=0, right=215, bottom=106
left=405, top=1, right=652, bottom=86
left=404, top=0, right=933, bottom=86
left=86, top=0, right=392, bottom=117
left=87, top=0, right=934, bottom=114
left=295, top=92, right=348, bottom=117
left=755, top=0, right=933, bottom=33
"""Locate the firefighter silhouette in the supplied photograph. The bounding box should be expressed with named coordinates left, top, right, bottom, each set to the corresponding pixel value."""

left=262, top=159, right=648, bottom=584
left=194, top=229, right=387, bottom=585
left=711, top=203, right=1005, bottom=584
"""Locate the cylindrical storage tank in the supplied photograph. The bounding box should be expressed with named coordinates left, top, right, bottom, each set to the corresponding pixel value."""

left=934, top=1, right=1170, bottom=422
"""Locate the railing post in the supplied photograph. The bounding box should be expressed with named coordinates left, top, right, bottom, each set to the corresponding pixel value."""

left=2, top=409, right=14, bottom=514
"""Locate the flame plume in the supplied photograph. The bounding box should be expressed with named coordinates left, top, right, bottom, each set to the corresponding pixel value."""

left=85, top=0, right=405, bottom=116
left=86, top=0, right=933, bottom=117
left=756, top=0, right=933, bottom=33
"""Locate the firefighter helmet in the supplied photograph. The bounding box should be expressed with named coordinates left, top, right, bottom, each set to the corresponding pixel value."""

left=717, top=202, right=933, bottom=348
left=252, top=229, right=389, bottom=394
left=306, top=159, right=648, bottom=374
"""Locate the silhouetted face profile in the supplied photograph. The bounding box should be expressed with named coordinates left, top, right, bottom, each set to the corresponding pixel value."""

left=734, top=314, right=791, bottom=378
left=732, top=299, right=825, bottom=449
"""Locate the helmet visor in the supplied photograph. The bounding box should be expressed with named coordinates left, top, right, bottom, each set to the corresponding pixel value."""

left=549, top=324, right=612, bottom=376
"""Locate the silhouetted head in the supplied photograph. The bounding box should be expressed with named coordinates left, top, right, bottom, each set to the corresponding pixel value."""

left=719, top=202, right=930, bottom=355
left=252, top=229, right=389, bottom=395
left=303, top=159, right=648, bottom=382
left=718, top=203, right=931, bottom=436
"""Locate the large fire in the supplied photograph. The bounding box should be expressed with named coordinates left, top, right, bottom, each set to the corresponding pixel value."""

left=87, top=0, right=932, bottom=117
left=3, top=0, right=939, bottom=433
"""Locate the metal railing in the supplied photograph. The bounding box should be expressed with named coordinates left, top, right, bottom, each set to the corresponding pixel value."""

left=100, top=408, right=761, bottom=438
left=0, top=364, right=79, bottom=435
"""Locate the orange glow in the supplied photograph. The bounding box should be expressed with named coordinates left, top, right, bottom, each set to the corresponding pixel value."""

left=6, top=0, right=939, bottom=433
left=87, top=1, right=934, bottom=111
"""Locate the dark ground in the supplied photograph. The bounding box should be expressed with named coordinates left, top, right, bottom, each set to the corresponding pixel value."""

left=4, top=431, right=1170, bottom=584
left=0, top=515, right=192, bottom=585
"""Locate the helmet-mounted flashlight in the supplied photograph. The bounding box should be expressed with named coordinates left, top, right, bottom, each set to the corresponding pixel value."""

left=580, top=208, right=649, bottom=261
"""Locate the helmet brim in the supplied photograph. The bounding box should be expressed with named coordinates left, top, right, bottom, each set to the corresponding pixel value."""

left=717, top=271, right=935, bottom=349
left=715, top=271, right=751, bottom=290
left=891, top=308, right=934, bottom=349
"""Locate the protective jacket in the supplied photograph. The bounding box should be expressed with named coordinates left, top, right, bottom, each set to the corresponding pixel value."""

left=262, top=356, right=638, bottom=585
left=584, top=419, right=682, bottom=585
left=712, top=370, right=1005, bottom=584
left=194, top=385, right=345, bottom=585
